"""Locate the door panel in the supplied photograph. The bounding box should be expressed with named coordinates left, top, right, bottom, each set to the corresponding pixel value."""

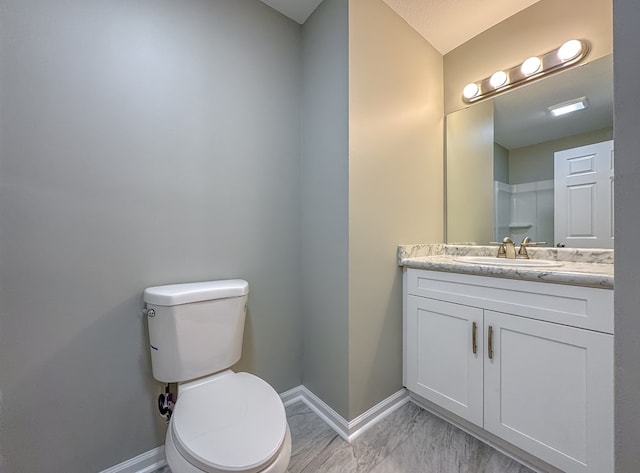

left=484, top=311, right=613, bottom=473
left=406, top=295, right=484, bottom=426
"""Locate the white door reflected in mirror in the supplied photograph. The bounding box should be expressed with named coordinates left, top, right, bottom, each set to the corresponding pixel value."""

left=554, top=140, right=614, bottom=248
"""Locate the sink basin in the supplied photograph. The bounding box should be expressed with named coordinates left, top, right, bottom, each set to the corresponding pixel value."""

left=452, top=256, right=564, bottom=267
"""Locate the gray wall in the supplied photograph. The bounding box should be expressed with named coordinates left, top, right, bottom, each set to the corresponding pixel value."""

left=0, top=1, right=302, bottom=471
left=613, top=0, right=640, bottom=470
left=300, top=0, right=350, bottom=418
left=494, top=143, right=510, bottom=184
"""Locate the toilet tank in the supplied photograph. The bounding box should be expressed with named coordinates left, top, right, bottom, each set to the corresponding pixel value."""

left=144, top=279, right=249, bottom=383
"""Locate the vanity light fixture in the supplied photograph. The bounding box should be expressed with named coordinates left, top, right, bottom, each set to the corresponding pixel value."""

left=461, top=39, right=590, bottom=103
left=489, top=70, right=508, bottom=88
left=548, top=96, right=589, bottom=117
left=521, top=56, right=542, bottom=76
left=557, top=39, right=583, bottom=61
left=462, top=82, right=480, bottom=99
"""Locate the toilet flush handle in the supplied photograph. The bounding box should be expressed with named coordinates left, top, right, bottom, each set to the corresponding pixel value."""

left=142, top=307, right=155, bottom=317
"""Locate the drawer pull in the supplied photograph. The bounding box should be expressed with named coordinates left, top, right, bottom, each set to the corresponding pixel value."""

left=472, top=322, right=478, bottom=354
left=488, top=325, right=494, bottom=360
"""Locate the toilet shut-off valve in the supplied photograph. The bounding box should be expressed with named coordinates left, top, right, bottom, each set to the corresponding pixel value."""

left=158, top=385, right=174, bottom=422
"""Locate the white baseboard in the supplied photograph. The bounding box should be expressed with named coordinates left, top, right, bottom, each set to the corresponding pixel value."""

left=100, top=386, right=409, bottom=472
left=347, top=389, right=409, bottom=441
left=281, top=385, right=409, bottom=442
left=279, top=385, right=306, bottom=407
left=99, top=445, right=166, bottom=473
left=282, top=385, right=351, bottom=441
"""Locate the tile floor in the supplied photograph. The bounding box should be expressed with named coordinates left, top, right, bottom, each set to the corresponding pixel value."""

left=155, top=401, right=534, bottom=473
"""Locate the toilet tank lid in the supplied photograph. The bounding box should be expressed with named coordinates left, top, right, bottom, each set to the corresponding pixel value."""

left=144, top=279, right=248, bottom=306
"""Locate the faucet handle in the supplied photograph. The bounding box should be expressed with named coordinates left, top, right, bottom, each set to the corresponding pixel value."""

left=489, top=241, right=506, bottom=257
left=520, top=236, right=546, bottom=247
left=489, top=237, right=515, bottom=245
left=517, top=237, right=547, bottom=258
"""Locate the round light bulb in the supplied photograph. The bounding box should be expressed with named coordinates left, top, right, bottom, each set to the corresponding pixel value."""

left=462, top=83, right=480, bottom=99
left=489, top=71, right=508, bottom=88
left=558, top=40, right=583, bottom=62
left=521, top=56, right=541, bottom=76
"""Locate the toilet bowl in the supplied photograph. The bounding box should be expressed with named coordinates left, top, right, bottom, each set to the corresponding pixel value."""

left=143, top=280, right=291, bottom=473
left=164, top=371, right=291, bottom=473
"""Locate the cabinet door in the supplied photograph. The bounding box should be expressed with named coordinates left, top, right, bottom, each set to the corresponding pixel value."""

left=406, top=295, right=484, bottom=426
left=484, top=311, right=613, bottom=473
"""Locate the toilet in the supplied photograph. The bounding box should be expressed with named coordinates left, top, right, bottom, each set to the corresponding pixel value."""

left=144, top=279, right=291, bottom=473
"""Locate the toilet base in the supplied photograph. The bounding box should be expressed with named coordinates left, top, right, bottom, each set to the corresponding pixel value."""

left=165, top=421, right=292, bottom=473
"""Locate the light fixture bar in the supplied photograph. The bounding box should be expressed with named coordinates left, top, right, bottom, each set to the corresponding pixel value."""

left=462, top=39, right=590, bottom=103
left=548, top=97, right=589, bottom=117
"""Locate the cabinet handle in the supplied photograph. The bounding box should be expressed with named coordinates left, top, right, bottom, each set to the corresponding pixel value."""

left=488, top=325, right=494, bottom=360
left=472, top=322, right=478, bottom=354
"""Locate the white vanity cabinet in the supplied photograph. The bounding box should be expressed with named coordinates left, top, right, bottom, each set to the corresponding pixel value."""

left=404, top=268, right=614, bottom=473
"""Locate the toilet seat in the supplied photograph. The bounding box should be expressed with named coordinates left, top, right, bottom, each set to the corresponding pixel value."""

left=170, top=372, right=287, bottom=473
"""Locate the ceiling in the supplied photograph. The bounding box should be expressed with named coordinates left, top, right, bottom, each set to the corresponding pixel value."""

left=380, top=0, right=540, bottom=54
left=259, top=0, right=541, bottom=54
left=259, top=0, right=323, bottom=24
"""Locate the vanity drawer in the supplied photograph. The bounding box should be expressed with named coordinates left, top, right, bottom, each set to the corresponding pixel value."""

left=406, top=269, right=613, bottom=334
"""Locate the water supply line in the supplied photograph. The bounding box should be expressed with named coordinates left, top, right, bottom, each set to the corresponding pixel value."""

left=158, top=384, right=174, bottom=422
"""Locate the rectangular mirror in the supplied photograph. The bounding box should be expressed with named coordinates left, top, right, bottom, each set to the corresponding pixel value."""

left=446, top=54, right=613, bottom=248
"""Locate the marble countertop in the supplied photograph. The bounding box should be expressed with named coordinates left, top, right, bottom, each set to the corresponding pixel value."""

left=399, top=244, right=614, bottom=289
